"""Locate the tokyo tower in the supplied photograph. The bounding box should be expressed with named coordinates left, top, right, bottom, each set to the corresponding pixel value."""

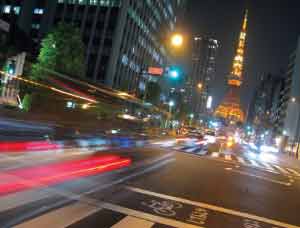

left=214, top=10, right=248, bottom=123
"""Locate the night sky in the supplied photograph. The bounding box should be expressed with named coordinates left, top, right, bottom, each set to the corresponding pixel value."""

left=185, top=0, right=300, bottom=111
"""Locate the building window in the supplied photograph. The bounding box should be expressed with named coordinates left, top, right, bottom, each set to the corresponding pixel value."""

left=3, top=5, right=11, bottom=14
left=13, top=6, right=21, bottom=15
left=32, top=23, right=41, bottom=29
left=34, top=8, right=44, bottom=14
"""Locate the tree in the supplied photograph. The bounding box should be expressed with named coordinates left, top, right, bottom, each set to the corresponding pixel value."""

left=146, top=82, right=161, bottom=105
left=31, top=23, right=85, bottom=80
left=22, top=94, right=33, bottom=112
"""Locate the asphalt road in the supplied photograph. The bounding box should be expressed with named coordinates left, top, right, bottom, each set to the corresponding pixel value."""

left=0, top=142, right=300, bottom=228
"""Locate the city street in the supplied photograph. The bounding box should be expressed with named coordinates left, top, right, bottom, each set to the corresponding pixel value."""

left=2, top=1, right=300, bottom=228
left=0, top=140, right=299, bottom=228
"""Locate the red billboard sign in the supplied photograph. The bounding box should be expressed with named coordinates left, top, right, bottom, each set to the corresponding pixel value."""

left=148, top=67, right=164, bottom=76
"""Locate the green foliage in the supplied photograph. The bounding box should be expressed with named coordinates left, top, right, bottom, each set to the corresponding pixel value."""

left=146, top=82, right=161, bottom=105
left=31, top=23, right=85, bottom=80
left=22, top=94, right=33, bottom=112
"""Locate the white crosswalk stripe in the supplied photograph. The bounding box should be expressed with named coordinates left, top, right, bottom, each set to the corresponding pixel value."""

left=273, top=165, right=290, bottom=175
left=173, top=146, right=186, bottom=150
left=185, top=146, right=199, bottom=153
left=14, top=202, right=100, bottom=228
left=224, top=154, right=232, bottom=161
left=111, top=216, right=154, bottom=228
left=165, top=145, right=300, bottom=178
left=286, top=168, right=300, bottom=177
left=249, top=159, right=260, bottom=167
left=236, top=157, right=246, bottom=164
left=211, top=152, right=220, bottom=158
left=13, top=201, right=179, bottom=228
left=259, top=162, right=275, bottom=171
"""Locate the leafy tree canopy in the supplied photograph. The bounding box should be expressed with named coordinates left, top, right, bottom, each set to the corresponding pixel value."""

left=31, top=23, right=85, bottom=80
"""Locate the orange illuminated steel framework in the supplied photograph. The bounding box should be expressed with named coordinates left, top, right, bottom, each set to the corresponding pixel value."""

left=214, top=10, right=248, bottom=123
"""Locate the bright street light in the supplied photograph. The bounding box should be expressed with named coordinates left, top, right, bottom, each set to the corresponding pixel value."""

left=197, top=83, right=203, bottom=90
left=291, top=97, right=296, bottom=103
left=190, top=113, right=194, bottom=118
left=169, top=100, right=175, bottom=107
left=171, top=34, right=183, bottom=47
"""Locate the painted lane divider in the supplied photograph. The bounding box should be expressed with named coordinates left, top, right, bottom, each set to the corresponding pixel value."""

left=126, top=186, right=299, bottom=228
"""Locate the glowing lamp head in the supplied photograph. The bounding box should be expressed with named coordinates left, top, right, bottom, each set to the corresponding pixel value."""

left=171, top=34, right=183, bottom=47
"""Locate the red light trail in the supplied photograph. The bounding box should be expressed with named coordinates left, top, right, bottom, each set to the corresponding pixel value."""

left=0, top=155, right=131, bottom=196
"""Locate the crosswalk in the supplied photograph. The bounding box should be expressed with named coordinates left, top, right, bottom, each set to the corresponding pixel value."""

left=164, top=144, right=300, bottom=177
left=12, top=201, right=183, bottom=228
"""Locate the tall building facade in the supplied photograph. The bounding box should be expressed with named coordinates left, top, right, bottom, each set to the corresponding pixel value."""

left=0, top=0, right=56, bottom=43
left=277, top=37, right=300, bottom=154
left=215, top=10, right=248, bottom=123
left=1, top=0, right=183, bottom=92
left=189, top=36, right=219, bottom=116
left=248, top=73, right=285, bottom=131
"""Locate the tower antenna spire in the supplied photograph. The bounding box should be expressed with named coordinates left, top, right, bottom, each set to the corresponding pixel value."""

left=214, top=10, right=249, bottom=123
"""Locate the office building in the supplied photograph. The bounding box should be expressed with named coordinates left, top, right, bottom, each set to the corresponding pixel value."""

left=190, top=36, right=219, bottom=116
left=1, top=0, right=184, bottom=93
left=248, top=73, right=285, bottom=132
left=276, top=37, right=300, bottom=155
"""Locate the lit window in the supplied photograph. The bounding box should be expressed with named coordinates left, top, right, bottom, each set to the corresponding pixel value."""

left=31, top=24, right=40, bottom=29
left=34, top=8, right=44, bottom=14
left=13, top=6, right=21, bottom=15
left=90, top=0, right=97, bottom=5
left=3, top=5, right=11, bottom=14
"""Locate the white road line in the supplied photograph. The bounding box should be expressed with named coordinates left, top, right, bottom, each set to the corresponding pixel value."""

left=237, top=157, right=246, bottom=164
left=173, top=146, right=185, bottom=150
left=211, top=152, right=219, bottom=158
left=14, top=202, right=100, bottom=228
left=273, top=165, right=290, bottom=175
left=101, top=202, right=201, bottom=228
left=185, top=147, right=199, bottom=153
left=196, top=149, right=206, bottom=155
left=0, top=189, right=56, bottom=213
left=126, top=186, right=299, bottom=228
left=259, top=162, right=275, bottom=171
left=224, top=154, right=232, bottom=161
left=249, top=159, right=261, bottom=167
left=111, top=216, right=154, bottom=228
left=286, top=168, right=300, bottom=176
left=229, top=170, right=292, bottom=186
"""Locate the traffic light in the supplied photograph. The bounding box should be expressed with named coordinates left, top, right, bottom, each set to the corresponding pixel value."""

left=7, top=60, right=16, bottom=75
left=168, top=66, right=181, bottom=79
left=170, top=69, right=179, bottom=78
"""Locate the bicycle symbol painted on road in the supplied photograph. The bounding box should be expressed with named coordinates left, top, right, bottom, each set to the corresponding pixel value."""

left=142, top=199, right=183, bottom=217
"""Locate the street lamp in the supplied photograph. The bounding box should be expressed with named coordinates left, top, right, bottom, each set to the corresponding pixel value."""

left=189, top=113, right=194, bottom=126
left=197, top=83, right=203, bottom=90
left=171, top=33, right=183, bottom=47
left=291, top=97, right=296, bottom=103
left=169, top=100, right=175, bottom=112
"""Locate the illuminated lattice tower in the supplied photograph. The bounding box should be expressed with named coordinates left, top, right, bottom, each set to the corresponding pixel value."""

left=214, top=10, right=248, bottom=123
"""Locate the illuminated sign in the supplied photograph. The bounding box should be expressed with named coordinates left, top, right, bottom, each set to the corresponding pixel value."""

left=148, top=67, right=164, bottom=76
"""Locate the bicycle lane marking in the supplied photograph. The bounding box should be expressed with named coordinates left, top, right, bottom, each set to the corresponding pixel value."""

left=116, top=186, right=299, bottom=228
